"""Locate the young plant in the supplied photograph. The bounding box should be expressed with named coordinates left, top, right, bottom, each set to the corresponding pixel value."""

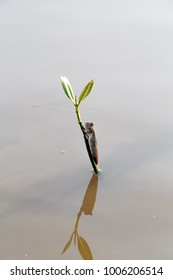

left=60, top=76, right=98, bottom=174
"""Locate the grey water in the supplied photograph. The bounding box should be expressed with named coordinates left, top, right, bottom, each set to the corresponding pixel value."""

left=0, top=0, right=173, bottom=259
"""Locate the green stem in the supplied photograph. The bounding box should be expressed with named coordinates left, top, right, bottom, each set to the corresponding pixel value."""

left=75, top=103, right=82, bottom=125
left=75, top=105, right=98, bottom=174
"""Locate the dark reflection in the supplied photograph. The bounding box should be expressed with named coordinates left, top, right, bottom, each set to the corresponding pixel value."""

left=61, top=172, right=98, bottom=259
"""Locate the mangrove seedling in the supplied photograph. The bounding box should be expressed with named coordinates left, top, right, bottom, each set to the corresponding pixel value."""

left=60, top=76, right=99, bottom=174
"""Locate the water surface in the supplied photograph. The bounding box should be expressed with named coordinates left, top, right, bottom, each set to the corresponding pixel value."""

left=0, top=0, right=173, bottom=259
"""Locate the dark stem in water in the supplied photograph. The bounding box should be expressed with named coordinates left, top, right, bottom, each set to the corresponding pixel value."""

left=79, top=122, right=98, bottom=174
left=75, top=104, right=99, bottom=173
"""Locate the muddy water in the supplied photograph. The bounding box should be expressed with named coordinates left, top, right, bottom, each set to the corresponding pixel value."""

left=0, top=0, right=173, bottom=259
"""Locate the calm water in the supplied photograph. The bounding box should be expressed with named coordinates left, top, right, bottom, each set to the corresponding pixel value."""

left=0, top=0, right=173, bottom=259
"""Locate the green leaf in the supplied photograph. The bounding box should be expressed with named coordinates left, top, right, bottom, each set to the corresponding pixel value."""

left=77, top=235, right=93, bottom=260
left=61, top=76, right=75, bottom=104
left=61, top=232, right=74, bottom=254
left=78, top=80, right=94, bottom=105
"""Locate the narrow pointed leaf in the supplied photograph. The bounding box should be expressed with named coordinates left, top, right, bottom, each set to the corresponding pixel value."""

left=61, top=76, right=75, bottom=104
left=61, top=232, right=74, bottom=254
left=78, top=80, right=94, bottom=105
left=77, top=235, right=93, bottom=260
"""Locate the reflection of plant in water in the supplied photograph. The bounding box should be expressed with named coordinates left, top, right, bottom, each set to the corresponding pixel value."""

left=60, top=76, right=99, bottom=174
left=61, top=173, right=98, bottom=260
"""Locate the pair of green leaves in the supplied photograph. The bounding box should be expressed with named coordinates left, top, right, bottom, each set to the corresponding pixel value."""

left=62, top=232, right=93, bottom=260
left=61, top=76, right=94, bottom=106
